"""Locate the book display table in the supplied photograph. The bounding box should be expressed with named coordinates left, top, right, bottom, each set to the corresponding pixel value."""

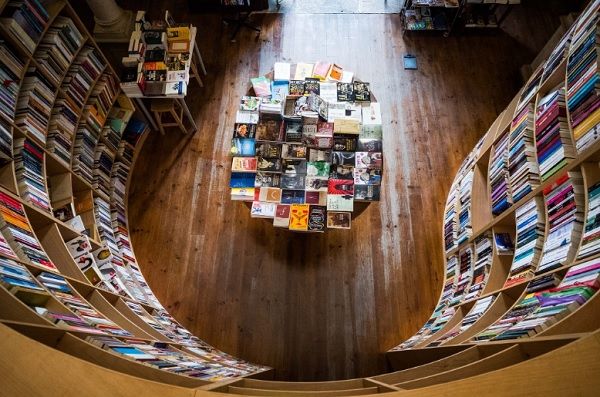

left=229, top=62, right=384, bottom=232
left=119, top=11, right=207, bottom=133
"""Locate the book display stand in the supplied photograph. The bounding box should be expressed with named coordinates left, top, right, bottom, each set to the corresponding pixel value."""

left=229, top=62, right=383, bottom=232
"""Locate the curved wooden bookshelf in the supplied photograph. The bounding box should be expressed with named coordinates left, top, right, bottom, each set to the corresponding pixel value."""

left=1, top=0, right=600, bottom=395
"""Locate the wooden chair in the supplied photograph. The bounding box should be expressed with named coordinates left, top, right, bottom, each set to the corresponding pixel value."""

left=151, top=99, right=193, bottom=135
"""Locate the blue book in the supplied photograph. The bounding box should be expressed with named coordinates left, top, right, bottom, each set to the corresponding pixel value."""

left=230, top=138, right=256, bottom=157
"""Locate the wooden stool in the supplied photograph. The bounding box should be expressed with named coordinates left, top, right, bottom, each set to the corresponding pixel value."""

left=151, top=99, right=192, bottom=135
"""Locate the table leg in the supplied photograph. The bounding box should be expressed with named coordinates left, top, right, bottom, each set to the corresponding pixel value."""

left=134, top=97, right=158, bottom=131
left=178, top=97, right=197, bottom=133
left=194, top=44, right=207, bottom=76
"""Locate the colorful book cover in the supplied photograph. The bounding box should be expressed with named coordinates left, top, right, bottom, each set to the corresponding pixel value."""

left=256, top=115, right=284, bottom=142
left=304, top=78, right=320, bottom=95
left=307, top=161, right=330, bottom=177
left=305, top=191, right=328, bottom=205
left=312, top=61, right=331, bottom=80
left=251, top=76, right=271, bottom=97
left=230, top=172, right=257, bottom=188
left=281, top=189, right=305, bottom=204
left=327, top=64, right=343, bottom=81
left=258, top=187, right=282, bottom=203
left=354, top=185, right=381, bottom=201
left=289, top=80, right=305, bottom=96
left=327, top=211, right=352, bottom=229
left=250, top=201, right=276, bottom=218
left=337, top=82, right=354, bottom=101
left=66, top=236, right=91, bottom=260
left=231, top=157, right=258, bottom=172
left=353, top=81, right=371, bottom=101
left=305, top=176, right=329, bottom=192
left=273, top=204, right=291, bottom=228
left=281, top=143, right=307, bottom=159
left=353, top=168, right=382, bottom=185
left=255, top=172, right=281, bottom=188
left=233, top=123, right=257, bottom=139
left=289, top=204, right=310, bottom=231
left=271, top=80, right=289, bottom=103
left=230, top=138, right=256, bottom=156
left=308, top=206, right=327, bottom=232
left=240, top=96, right=260, bottom=111
left=255, top=142, right=282, bottom=158
left=231, top=187, right=256, bottom=201
left=328, top=179, right=354, bottom=195
left=355, top=152, right=383, bottom=168
left=257, top=157, right=283, bottom=173
left=333, top=137, right=358, bottom=151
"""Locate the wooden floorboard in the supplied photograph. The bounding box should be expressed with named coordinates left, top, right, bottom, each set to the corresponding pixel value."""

left=114, top=1, right=584, bottom=381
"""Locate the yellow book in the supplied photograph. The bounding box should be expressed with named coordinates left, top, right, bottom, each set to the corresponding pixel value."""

left=289, top=204, right=309, bottom=231
left=333, top=119, right=360, bottom=134
left=167, top=26, right=190, bottom=41
left=574, top=106, right=600, bottom=139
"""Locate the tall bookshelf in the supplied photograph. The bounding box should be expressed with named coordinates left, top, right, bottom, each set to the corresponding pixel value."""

left=0, top=0, right=271, bottom=386
left=389, top=0, right=600, bottom=361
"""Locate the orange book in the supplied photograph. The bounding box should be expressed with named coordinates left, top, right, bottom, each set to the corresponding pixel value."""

left=289, top=204, right=309, bottom=231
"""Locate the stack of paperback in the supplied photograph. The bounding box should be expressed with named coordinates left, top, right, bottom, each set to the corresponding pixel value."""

left=430, top=295, right=496, bottom=346
left=34, top=306, right=106, bottom=334
left=230, top=62, right=383, bottom=232
left=0, top=40, right=24, bottom=122
left=124, top=300, right=171, bottom=335
left=110, top=162, right=135, bottom=262
left=489, top=132, right=512, bottom=215
left=0, top=227, right=18, bottom=259
left=72, top=124, right=99, bottom=183
left=0, top=191, right=55, bottom=270
left=34, top=16, right=85, bottom=87
left=0, top=257, right=48, bottom=304
left=505, top=197, right=545, bottom=287
left=535, top=88, right=575, bottom=181
left=508, top=103, right=539, bottom=203
left=450, top=247, right=473, bottom=306
left=444, top=182, right=458, bottom=252
left=516, top=67, right=543, bottom=112
left=0, top=0, right=50, bottom=54
left=457, top=170, right=474, bottom=245
left=578, top=181, right=600, bottom=259
left=0, top=119, right=11, bottom=163
left=36, top=271, right=131, bottom=336
left=124, top=262, right=161, bottom=308
left=492, top=260, right=600, bottom=340
left=464, top=234, right=493, bottom=301
left=61, top=46, right=106, bottom=109
left=94, top=197, right=120, bottom=256
left=537, top=172, right=584, bottom=274
left=541, top=26, right=574, bottom=85
left=47, top=98, right=79, bottom=165
left=92, top=143, right=114, bottom=197
left=14, top=138, right=51, bottom=212
left=187, top=343, right=268, bottom=374
left=86, top=336, right=245, bottom=380
left=15, top=69, right=55, bottom=143
left=107, top=258, right=148, bottom=304
left=85, top=73, right=120, bottom=133
left=566, top=3, right=600, bottom=152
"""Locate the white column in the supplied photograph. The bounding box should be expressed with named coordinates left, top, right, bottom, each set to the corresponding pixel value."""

left=86, top=0, right=135, bottom=43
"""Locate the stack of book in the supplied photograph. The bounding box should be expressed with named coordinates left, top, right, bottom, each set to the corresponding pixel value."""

left=566, top=4, right=600, bottom=152
left=86, top=73, right=119, bottom=132
left=489, top=132, right=512, bottom=215
left=15, top=69, right=55, bottom=143
left=34, top=16, right=85, bottom=87
left=541, top=26, right=573, bottom=85
left=229, top=62, right=383, bottom=232
left=508, top=103, right=539, bottom=203
left=0, top=40, right=24, bottom=122
left=13, top=138, right=51, bottom=212
left=110, top=162, right=134, bottom=262
left=0, top=0, right=50, bottom=54
left=0, top=191, right=55, bottom=270
left=36, top=271, right=131, bottom=336
left=0, top=119, right=11, bottom=163
left=123, top=262, right=161, bottom=309
left=537, top=172, right=584, bottom=274
left=505, top=197, right=545, bottom=287
left=86, top=336, right=246, bottom=380
left=464, top=233, right=493, bottom=301
left=47, top=98, right=78, bottom=165
left=429, top=295, right=496, bottom=346
left=94, top=197, right=119, bottom=255
left=109, top=259, right=149, bottom=304
left=124, top=300, right=171, bottom=335
left=444, top=182, right=458, bottom=252
left=72, top=124, right=98, bottom=183
left=34, top=306, right=106, bottom=334
left=187, top=343, right=268, bottom=374
left=92, top=143, right=114, bottom=197
left=516, top=67, right=543, bottom=112
left=0, top=257, right=48, bottom=304
left=578, top=181, right=600, bottom=259
left=121, top=12, right=194, bottom=96
left=450, top=246, right=473, bottom=306
left=457, top=170, right=474, bottom=245
left=492, top=260, right=600, bottom=340
left=535, top=88, right=575, bottom=181
left=61, top=46, right=105, bottom=110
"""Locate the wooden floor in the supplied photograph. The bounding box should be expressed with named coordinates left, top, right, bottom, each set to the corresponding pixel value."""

left=118, top=0, right=582, bottom=381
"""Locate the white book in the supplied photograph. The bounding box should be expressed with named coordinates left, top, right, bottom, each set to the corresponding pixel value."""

left=273, top=62, right=291, bottom=81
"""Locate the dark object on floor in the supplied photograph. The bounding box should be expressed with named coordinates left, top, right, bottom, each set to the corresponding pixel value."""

left=403, top=54, right=417, bottom=70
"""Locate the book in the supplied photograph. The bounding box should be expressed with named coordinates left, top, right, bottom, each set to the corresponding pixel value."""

left=353, top=81, right=371, bottom=101
left=289, top=204, right=309, bottom=231
left=231, top=157, right=257, bottom=172
left=294, top=63, right=314, bottom=80
left=273, top=204, right=291, bottom=227
left=258, top=187, right=282, bottom=203
left=230, top=138, right=256, bottom=156
left=327, top=194, right=353, bottom=212
left=312, top=62, right=331, bottom=80
left=289, top=80, right=305, bottom=96
left=251, top=76, right=271, bottom=97
left=337, top=82, right=354, bottom=102
left=308, top=206, right=327, bottom=232
left=327, top=212, right=351, bottom=229
left=251, top=201, right=276, bottom=218
left=273, top=62, right=291, bottom=81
